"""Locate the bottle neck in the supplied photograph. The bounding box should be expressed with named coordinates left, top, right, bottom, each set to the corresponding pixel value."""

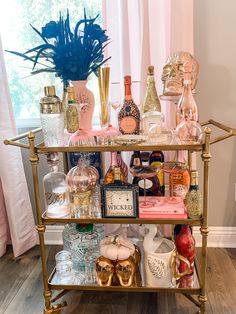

left=147, top=74, right=156, bottom=86
left=48, top=163, right=59, bottom=173
left=110, top=152, right=118, bottom=167
left=124, top=83, right=132, bottom=101
left=190, top=171, right=199, bottom=188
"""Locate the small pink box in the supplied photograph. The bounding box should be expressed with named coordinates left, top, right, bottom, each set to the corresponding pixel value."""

left=138, top=196, right=187, bottom=219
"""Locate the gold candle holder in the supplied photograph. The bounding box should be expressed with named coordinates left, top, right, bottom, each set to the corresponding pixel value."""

left=98, top=66, right=110, bottom=128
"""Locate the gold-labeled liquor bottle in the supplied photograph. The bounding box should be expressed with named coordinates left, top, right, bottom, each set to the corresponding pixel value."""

left=104, top=152, right=127, bottom=184
left=118, top=75, right=140, bottom=134
left=66, top=86, right=79, bottom=133
left=143, top=65, right=161, bottom=113
left=185, top=170, right=202, bottom=219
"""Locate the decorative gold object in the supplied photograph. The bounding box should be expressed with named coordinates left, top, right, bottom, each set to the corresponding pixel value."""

left=96, top=243, right=142, bottom=288
left=95, top=256, right=115, bottom=286
left=161, top=51, right=199, bottom=96
left=98, top=66, right=110, bottom=128
left=115, top=256, right=137, bottom=287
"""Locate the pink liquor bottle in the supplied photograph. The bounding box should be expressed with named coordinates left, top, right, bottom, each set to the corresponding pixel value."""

left=176, top=65, right=198, bottom=126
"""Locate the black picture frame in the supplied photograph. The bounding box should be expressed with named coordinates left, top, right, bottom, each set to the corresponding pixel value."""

left=101, top=184, right=139, bottom=218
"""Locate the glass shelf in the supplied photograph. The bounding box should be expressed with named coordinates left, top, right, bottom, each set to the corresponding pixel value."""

left=42, top=212, right=201, bottom=226
left=48, top=266, right=200, bottom=294
left=36, top=142, right=203, bottom=154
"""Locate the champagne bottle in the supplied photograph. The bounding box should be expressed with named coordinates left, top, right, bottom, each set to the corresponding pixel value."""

left=185, top=170, right=202, bottom=219
left=143, top=65, right=161, bottom=113
left=118, top=75, right=140, bottom=134
left=176, top=66, right=198, bottom=125
left=66, top=86, right=79, bottom=133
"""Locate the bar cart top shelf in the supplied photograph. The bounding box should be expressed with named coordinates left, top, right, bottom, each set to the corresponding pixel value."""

left=4, top=119, right=236, bottom=153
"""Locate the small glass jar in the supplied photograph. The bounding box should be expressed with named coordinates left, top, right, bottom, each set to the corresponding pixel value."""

left=91, top=185, right=101, bottom=218
left=55, top=250, right=74, bottom=284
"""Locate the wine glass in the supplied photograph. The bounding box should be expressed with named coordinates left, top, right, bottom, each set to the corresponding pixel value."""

left=130, top=165, right=161, bottom=208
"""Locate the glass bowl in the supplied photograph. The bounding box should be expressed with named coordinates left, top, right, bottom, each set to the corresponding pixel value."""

left=174, top=120, right=203, bottom=144
left=147, top=122, right=174, bottom=144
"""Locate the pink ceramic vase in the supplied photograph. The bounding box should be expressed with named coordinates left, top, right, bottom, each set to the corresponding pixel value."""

left=71, top=80, right=95, bottom=131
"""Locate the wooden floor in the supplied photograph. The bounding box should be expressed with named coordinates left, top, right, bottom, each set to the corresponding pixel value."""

left=0, top=245, right=236, bottom=314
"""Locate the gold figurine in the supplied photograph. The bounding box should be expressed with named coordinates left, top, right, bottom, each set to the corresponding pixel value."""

left=96, top=244, right=142, bottom=287
left=95, top=256, right=115, bottom=286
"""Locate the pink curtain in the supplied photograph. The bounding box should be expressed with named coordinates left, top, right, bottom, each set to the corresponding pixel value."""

left=102, top=0, right=193, bottom=126
left=102, top=0, right=194, bottom=235
left=0, top=34, right=37, bottom=257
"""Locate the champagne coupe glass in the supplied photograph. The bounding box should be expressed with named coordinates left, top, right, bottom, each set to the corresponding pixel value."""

left=130, top=165, right=161, bottom=208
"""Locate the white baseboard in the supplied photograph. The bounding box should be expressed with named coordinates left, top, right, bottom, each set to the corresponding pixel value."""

left=44, top=225, right=236, bottom=248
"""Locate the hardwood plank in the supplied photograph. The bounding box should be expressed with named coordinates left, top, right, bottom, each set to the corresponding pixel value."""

left=206, top=248, right=236, bottom=314
left=0, top=245, right=41, bottom=313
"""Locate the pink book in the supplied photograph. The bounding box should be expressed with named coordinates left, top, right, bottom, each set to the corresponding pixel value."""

left=138, top=196, right=187, bottom=219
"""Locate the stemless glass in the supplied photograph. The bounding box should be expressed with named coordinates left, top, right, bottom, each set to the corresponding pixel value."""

left=55, top=250, right=75, bottom=284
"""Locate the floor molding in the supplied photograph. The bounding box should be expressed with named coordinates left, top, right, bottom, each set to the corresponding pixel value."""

left=44, top=225, right=236, bottom=248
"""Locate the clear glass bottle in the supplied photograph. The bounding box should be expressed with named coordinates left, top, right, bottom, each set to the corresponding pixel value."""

left=43, top=153, right=70, bottom=218
left=66, top=86, right=79, bottom=133
left=185, top=170, right=202, bottom=219
left=176, top=68, right=198, bottom=126
left=118, top=75, right=140, bottom=135
left=91, top=185, right=102, bottom=218
left=143, top=65, right=161, bottom=113
left=104, top=152, right=126, bottom=184
left=40, top=86, right=64, bottom=146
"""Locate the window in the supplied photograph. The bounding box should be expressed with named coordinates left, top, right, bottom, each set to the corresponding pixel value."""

left=0, top=0, right=102, bottom=127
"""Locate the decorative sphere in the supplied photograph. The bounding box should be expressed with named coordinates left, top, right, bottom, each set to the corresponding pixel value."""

left=66, top=160, right=99, bottom=192
left=175, top=120, right=203, bottom=144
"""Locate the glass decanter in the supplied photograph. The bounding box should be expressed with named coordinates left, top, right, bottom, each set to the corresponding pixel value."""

left=43, top=153, right=70, bottom=218
left=62, top=223, right=99, bottom=284
left=66, top=158, right=99, bottom=218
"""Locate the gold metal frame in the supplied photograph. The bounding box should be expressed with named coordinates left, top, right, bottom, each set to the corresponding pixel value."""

left=4, top=119, right=236, bottom=314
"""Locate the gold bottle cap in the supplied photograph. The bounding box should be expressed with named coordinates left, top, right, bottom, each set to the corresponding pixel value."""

left=44, top=86, right=56, bottom=96
left=148, top=65, right=154, bottom=75
left=40, top=86, right=62, bottom=114
left=67, top=86, right=76, bottom=102
left=190, top=170, right=198, bottom=185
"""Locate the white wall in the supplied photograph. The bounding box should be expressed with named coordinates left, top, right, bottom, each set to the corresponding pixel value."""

left=194, top=0, right=236, bottom=226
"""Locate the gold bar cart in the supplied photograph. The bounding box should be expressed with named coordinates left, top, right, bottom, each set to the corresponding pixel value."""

left=4, top=119, right=236, bottom=314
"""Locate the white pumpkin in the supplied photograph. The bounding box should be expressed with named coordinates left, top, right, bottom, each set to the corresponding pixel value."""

left=100, top=235, right=135, bottom=261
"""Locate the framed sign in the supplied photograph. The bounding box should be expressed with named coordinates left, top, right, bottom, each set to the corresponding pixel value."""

left=101, top=184, right=139, bottom=218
